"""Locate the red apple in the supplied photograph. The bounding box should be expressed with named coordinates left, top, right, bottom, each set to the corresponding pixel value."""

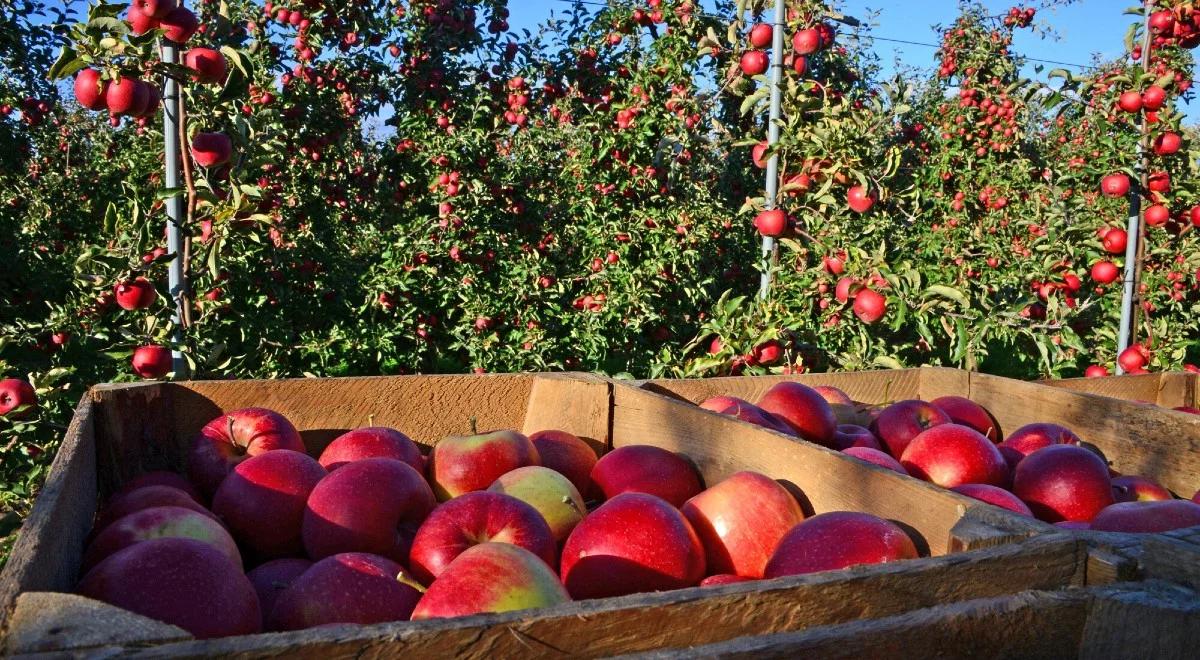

left=126, top=5, right=159, bottom=36
left=847, top=185, right=876, bottom=213
left=133, top=0, right=175, bottom=19
left=105, top=76, right=149, bottom=116
left=999, top=422, right=1081, bottom=458
left=1085, top=365, right=1111, bottom=378
left=0, top=378, right=36, bottom=419
left=159, top=7, right=199, bottom=43
left=842, top=446, right=908, bottom=474
left=191, top=132, right=232, bottom=168
left=78, top=538, right=260, bottom=639
left=131, top=345, right=172, bottom=379
left=753, top=208, right=788, bottom=237
left=681, top=471, right=805, bottom=578
left=529, top=429, right=598, bottom=497
left=740, top=50, right=769, bottom=76
left=408, top=491, right=556, bottom=585
left=870, top=400, right=951, bottom=458
left=73, top=68, right=108, bottom=111
left=590, top=444, right=703, bottom=507
left=853, top=288, right=887, bottom=323
left=700, top=574, right=755, bottom=586
left=82, top=506, right=241, bottom=573
left=763, top=511, right=918, bottom=578
left=1102, top=227, right=1128, bottom=254
left=831, top=424, right=882, bottom=450
left=1153, top=131, right=1182, bottom=156
left=488, top=466, right=586, bottom=543
left=270, top=553, right=423, bottom=630
left=187, top=407, right=305, bottom=499
left=1111, top=475, right=1172, bottom=502
left=756, top=381, right=837, bottom=446
left=411, top=542, right=569, bottom=620
left=114, top=277, right=158, bottom=310
left=112, top=471, right=202, bottom=503
left=428, top=429, right=539, bottom=501
left=749, top=23, right=773, bottom=48
left=1100, top=173, right=1130, bottom=198
left=212, top=449, right=326, bottom=559
left=245, top=557, right=311, bottom=628
left=1141, top=85, right=1167, bottom=111
left=184, top=48, right=228, bottom=84
left=930, top=396, right=1000, bottom=442
left=318, top=426, right=424, bottom=473
left=303, top=457, right=436, bottom=563
left=708, top=398, right=798, bottom=436
left=93, top=485, right=217, bottom=536
left=561, top=493, right=705, bottom=599
left=1117, top=90, right=1143, bottom=113
left=793, top=27, right=821, bottom=54
left=814, top=385, right=869, bottom=425
left=950, top=483, right=1033, bottom=516
left=1013, top=445, right=1114, bottom=522
left=1090, top=500, right=1200, bottom=533
left=900, top=424, right=1008, bottom=488
left=1091, top=261, right=1119, bottom=284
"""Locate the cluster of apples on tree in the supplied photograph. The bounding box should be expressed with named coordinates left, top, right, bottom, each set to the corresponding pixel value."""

left=75, top=404, right=932, bottom=638
left=701, top=380, right=1200, bottom=532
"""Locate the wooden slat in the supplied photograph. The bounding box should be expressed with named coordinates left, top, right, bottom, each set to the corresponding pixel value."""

left=619, top=589, right=1092, bottom=659
left=966, top=373, right=1200, bottom=496
left=1080, top=580, right=1200, bottom=660
left=119, top=536, right=1086, bottom=659
left=638, top=368, right=925, bottom=406
left=522, top=373, right=611, bottom=455
left=612, top=382, right=1044, bottom=556
left=1141, top=535, right=1200, bottom=592
left=1042, top=373, right=1199, bottom=409
left=0, top=396, right=98, bottom=630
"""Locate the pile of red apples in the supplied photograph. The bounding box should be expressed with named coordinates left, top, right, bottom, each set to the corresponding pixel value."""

left=76, top=407, right=919, bottom=639
left=703, top=382, right=1200, bottom=533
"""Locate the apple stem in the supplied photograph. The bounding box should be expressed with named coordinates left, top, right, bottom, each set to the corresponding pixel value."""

left=469, top=416, right=477, bottom=435
left=226, top=416, right=238, bottom=447
left=368, top=413, right=375, bottom=427
left=562, top=495, right=584, bottom=515
left=395, top=570, right=427, bottom=593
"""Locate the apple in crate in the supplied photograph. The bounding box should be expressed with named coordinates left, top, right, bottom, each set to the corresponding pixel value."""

left=529, top=429, right=598, bottom=496
left=212, top=449, right=327, bottom=559
left=82, top=505, right=241, bottom=572
left=951, top=483, right=1033, bottom=516
left=842, top=446, right=907, bottom=474
left=318, top=426, right=424, bottom=473
left=270, top=553, right=423, bottom=630
left=832, top=424, right=881, bottom=450
left=681, top=471, right=805, bottom=578
left=756, top=382, right=837, bottom=445
left=900, top=424, right=1008, bottom=488
left=871, top=400, right=950, bottom=458
left=408, top=491, right=557, bottom=585
left=303, top=457, right=436, bottom=563
left=1013, top=445, right=1114, bottom=522
left=246, top=558, right=311, bottom=627
left=561, top=493, right=705, bottom=599
left=112, top=470, right=202, bottom=503
left=930, top=396, right=1000, bottom=442
left=1111, top=475, right=1172, bottom=502
left=999, top=422, right=1081, bottom=458
left=764, top=512, right=918, bottom=578
left=93, top=484, right=217, bottom=535
left=703, top=397, right=798, bottom=437
left=188, top=407, right=305, bottom=498
left=1090, top=500, right=1200, bottom=533
left=813, top=385, right=869, bottom=426
left=590, top=445, right=703, bottom=507
left=488, top=466, right=587, bottom=543
left=428, top=429, right=539, bottom=501
left=78, top=537, right=260, bottom=639
left=411, top=542, right=570, bottom=620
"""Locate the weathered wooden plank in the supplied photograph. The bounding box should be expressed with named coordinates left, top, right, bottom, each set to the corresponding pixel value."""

left=522, top=373, right=611, bottom=455
left=119, top=536, right=1086, bottom=659
left=4, top=592, right=190, bottom=655
left=1141, top=535, right=1200, bottom=591
left=1042, top=372, right=1198, bottom=409
left=0, top=396, right=98, bottom=631
left=1080, top=580, right=1200, bottom=660
left=638, top=368, right=925, bottom=407
left=618, top=589, right=1092, bottom=660
left=612, top=382, right=1045, bottom=556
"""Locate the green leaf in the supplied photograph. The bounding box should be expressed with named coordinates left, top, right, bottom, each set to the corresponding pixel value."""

left=923, top=285, right=969, bottom=307
left=47, top=47, right=81, bottom=80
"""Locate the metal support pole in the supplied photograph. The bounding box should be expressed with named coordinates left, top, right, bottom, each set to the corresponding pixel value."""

left=757, top=0, right=786, bottom=299
left=161, top=40, right=188, bottom=377
left=1115, top=5, right=1153, bottom=373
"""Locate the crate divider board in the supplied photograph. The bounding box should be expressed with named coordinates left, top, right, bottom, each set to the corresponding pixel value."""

left=1041, top=372, right=1199, bottom=410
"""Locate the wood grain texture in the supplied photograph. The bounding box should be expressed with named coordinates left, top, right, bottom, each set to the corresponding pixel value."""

left=1140, top=535, right=1200, bottom=591
left=115, top=536, right=1086, bottom=659
left=5, top=592, right=189, bottom=655
left=522, top=373, right=610, bottom=455
left=1080, top=580, right=1200, bottom=660
left=1042, top=373, right=1198, bottom=409
left=614, top=379, right=1045, bottom=555
left=617, top=589, right=1092, bottom=660
left=0, top=396, right=98, bottom=632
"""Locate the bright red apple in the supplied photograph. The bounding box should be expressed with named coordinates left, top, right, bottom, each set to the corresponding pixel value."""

left=842, top=446, right=908, bottom=474
left=930, top=396, right=1000, bottom=442
left=847, top=185, right=876, bottom=213
left=318, top=426, right=424, bottom=473
left=749, top=23, right=773, bottom=48
left=561, top=493, right=705, bottom=599
left=73, top=68, right=108, bottom=111
left=78, top=538, right=260, bottom=639
left=0, top=378, right=36, bottom=419
left=191, top=132, right=232, bottom=168
left=763, top=511, right=918, bottom=578
left=756, top=381, right=837, bottom=446
left=428, top=429, right=539, bottom=501
left=853, top=288, right=887, bottom=323
left=950, top=483, right=1033, bottom=516
left=131, top=345, right=172, bottom=379
left=681, top=471, right=805, bottom=578
left=114, top=277, right=157, bottom=310
left=1100, top=173, right=1130, bottom=198
left=871, top=400, right=951, bottom=458
left=187, top=407, right=305, bottom=499
left=184, top=48, right=227, bottom=84
left=590, top=444, right=702, bottom=507
left=999, top=422, right=1081, bottom=458
left=411, top=542, right=570, bottom=620
left=1090, top=500, right=1200, bottom=533
left=1013, top=444, right=1114, bottom=522
left=528, top=429, right=598, bottom=497
left=303, top=457, right=436, bottom=563
left=740, top=50, right=769, bottom=76
left=212, top=449, right=326, bottom=559
left=270, top=553, right=423, bottom=630
left=900, top=424, right=1008, bottom=488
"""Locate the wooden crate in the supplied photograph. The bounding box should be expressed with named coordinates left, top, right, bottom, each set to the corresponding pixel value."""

left=2, top=372, right=1094, bottom=657
left=1043, top=372, right=1199, bottom=410
left=636, top=367, right=1200, bottom=501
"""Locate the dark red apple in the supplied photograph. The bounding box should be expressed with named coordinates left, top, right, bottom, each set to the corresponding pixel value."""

left=709, top=398, right=798, bottom=436
left=191, top=132, right=232, bottom=168
left=93, top=484, right=217, bottom=535
left=270, top=553, right=422, bottom=630
left=0, top=378, right=36, bottom=419
left=900, top=424, right=1008, bottom=488
left=1111, top=475, right=1172, bottom=502
left=187, top=407, right=305, bottom=499
left=184, top=48, right=227, bottom=84
left=950, top=483, right=1033, bottom=516
left=763, top=511, right=918, bottom=577
left=1000, top=422, right=1081, bottom=458
left=82, top=505, right=241, bottom=572
left=318, top=426, right=424, bottom=473
left=302, top=457, right=436, bottom=563
left=245, top=557, right=311, bottom=628
left=527, top=429, right=598, bottom=497
left=930, top=396, right=1000, bottom=442
left=842, top=446, right=907, bottom=474
left=871, top=400, right=951, bottom=458
left=590, top=444, right=703, bottom=507
left=1013, top=445, right=1114, bottom=522
left=560, top=493, right=705, bottom=599
left=831, top=424, right=882, bottom=450
left=1090, top=500, right=1200, bottom=533
left=112, top=471, right=202, bottom=503
left=131, top=345, right=172, bottom=379
left=212, top=449, right=326, bottom=559
left=681, top=471, right=805, bottom=578
left=78, top=538, right=260, bottom=639
left=756, top=381, right=837, bottom=446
